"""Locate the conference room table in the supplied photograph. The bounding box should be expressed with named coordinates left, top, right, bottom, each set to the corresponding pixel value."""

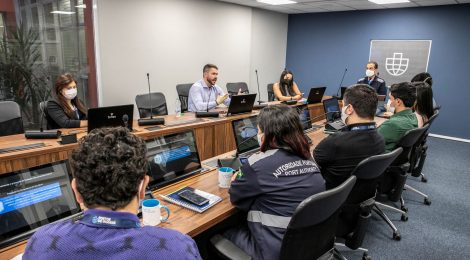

left=0, top=99, right=365, bottom=259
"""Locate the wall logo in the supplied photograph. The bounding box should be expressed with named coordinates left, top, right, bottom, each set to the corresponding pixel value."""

left=385, top=52, right=409, bottom=76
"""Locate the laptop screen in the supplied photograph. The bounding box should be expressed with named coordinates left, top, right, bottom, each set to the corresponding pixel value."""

left=145, top=130, right=202, bottom=189
left=87, top=104, right=134, bottom=132
left=297, top=105, right=312, bottom=131
left=0, top=160, right=80, bottom=248
left=232, top=115, right=259, bottom=155
left=323, top=97, right=341, bottom=122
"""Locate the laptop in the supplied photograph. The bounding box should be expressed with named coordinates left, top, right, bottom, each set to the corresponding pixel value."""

left=145, top=130, right=203, bottom=189
left=322, top=97, right=346, bottom=133
left=226, top=94, right=257, bottom=116
left=87, top=104, right=134, bottom=132
left=296, top=105, right=315, bottom=144
left=0, top=160, right=82, bottom=249
left=306, top=87, right=326, bottom=104
left=231, top=115, right=260, bottom=159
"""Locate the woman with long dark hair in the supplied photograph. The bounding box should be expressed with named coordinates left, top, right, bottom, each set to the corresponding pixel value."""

left=273, top=69, right=302, bottom=101
left=46, top=73, right=88, bottom=129
left=224, top=104, right=325, bottom=260
left=413, top=82, right=434, bottom=127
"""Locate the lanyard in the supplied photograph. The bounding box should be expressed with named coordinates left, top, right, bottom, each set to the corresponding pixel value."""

left=80, top=214, right=141, bottom=228
left=350, top=124, right=376, bottom=131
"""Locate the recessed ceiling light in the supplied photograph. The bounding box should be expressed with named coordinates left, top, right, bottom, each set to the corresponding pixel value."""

left=368, top=0, right=410, bottom=4
left=50, top=11, right=75, bottom=14
left=257, top=0, right=297, bottom=5
left=75, top=4, right=86, bottom=8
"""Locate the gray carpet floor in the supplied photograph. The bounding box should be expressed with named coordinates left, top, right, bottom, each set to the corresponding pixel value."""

left=341, top=137, right=470, bottom=260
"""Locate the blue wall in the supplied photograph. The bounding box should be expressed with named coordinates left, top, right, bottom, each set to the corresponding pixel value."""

left=286, top=4, right=470, bottom=139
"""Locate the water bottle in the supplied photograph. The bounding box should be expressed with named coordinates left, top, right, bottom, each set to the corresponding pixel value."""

left=175, top=98, right=182, bottom=117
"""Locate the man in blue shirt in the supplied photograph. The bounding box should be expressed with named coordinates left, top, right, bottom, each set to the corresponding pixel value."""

left=188, top=64, right=231, bottom=112
left=357, top=61, right=387, bottom=95
left=23, top=127, right=202, bottom=260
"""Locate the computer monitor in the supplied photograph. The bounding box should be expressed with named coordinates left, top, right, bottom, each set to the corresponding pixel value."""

left=297, top=105, right=312, bottom=131
left=322, top=97, right=341, bottom=122
left=87, top=104, right=134, bottom=132
left=145, top=130, right=202, bottom=189
left=0, top=160, right=81, bottom=249
left=231, top=115, right=259, bottom=155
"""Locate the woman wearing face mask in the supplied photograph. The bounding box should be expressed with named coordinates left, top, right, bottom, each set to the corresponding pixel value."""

left=225, top=104, right=324, bottom=260
left=273, top=69, right=303, bottom=101
left=46, top=73, right=88, bottom=129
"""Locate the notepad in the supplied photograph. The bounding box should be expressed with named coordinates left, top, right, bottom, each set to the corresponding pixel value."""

left=160, top=186, right=222, bottom=213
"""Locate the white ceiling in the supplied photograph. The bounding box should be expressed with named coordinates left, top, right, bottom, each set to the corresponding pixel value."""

left=217, top=0, right=470, bottom=14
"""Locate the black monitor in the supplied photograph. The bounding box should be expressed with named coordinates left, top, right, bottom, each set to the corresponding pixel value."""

left=0, top=160, right=81, bottom=249
left=231, top=115, right=259, bottom=155
left=297, top=105, right=312, bottom=131
left=145, top=130, right=202, bottom=189
left=87, top=104, right=134, bottom=132
left=322, top=97, right=341, bottom=122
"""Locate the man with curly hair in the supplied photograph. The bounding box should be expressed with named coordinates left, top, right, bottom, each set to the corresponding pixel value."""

left=23, top=127, right=202, bottom=259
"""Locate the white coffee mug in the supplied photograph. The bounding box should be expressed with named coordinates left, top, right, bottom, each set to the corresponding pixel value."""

left=141, top=199, right=170, bottom=226
left=218, top=167, right=234, bottom=188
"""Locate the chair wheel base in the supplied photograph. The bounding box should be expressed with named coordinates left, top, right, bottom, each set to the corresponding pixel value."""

left=424, top=198, right=431, bottom=205
left=401, top=214, right=408, bottom=221
left=393, top=232, right=401, bottom=241
left=421, top=176, right=428, bottom=183
left=401, top=206, right=408, bottom=212
left=362, top=252, right=372, bottom=260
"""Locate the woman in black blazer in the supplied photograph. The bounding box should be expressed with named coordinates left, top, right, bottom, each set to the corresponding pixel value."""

left=46, top=74, right=88, bottom=129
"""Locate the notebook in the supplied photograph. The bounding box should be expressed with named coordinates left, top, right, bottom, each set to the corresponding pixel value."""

left=160, top=186, right=221, bottom=213
left=306, top=87, right=326, bottom=104
left=231, top=115, right=260, bottom=158
left=145, top=130, right=203, bottom=190
left=87, top=104, right=134, bottom=132
left=0, top=160, right=82, bottom=249
left=226, top=94, right=257, bottom=116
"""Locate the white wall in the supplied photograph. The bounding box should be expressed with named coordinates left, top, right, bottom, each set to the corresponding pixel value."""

left=95, top=0, right=288, bottom=115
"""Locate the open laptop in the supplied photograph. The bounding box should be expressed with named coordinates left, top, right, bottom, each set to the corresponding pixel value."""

left=87, top=104, right=134, bottom=132
left=296, top=105, right=315, bottom=144
left=231, top=115, right=260, bottom=159
left=306, top=87, right=326, bottom=104
left=145, top=130, right=203, bottom=190
left=0, top=160, right=82, bottom=249
left=322, top=97, right=346, bottom=133
left=226, top=94, right=257, bottom=116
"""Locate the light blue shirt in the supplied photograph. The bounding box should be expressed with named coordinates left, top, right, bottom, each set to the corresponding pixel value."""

left=188, top=79, right=231, bottom=112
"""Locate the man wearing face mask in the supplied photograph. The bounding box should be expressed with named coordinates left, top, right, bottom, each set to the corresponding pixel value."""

left=46, top=73, right=88, bottom=129
left=23, top=127, right=202, bottom=260
left=357, top=61, right=387, bottom=95
left=314, top=84, right=385, bottom=190
left=378, top=82, right=418, bottom=152
left=188, top=64, right=233, bottom=112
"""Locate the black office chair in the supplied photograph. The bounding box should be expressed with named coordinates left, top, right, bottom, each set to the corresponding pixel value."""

left=135, top=92, right=168, bottom=118
left=375, top=125, right=429, bottom=240
left=410, top=110, right=440, bottom=183
left=0, top=101, right=24, bottom=136
left=211, top=176, right=357, bottom=260
left=39, top=101, right=51, bottom=130
left=226, top=82, right=249, bottom=97
left=176, top=83, right=193, bottom=112
left=267, top=83, right=275, bottom=101
left=335, top=148, right=402, bottom=260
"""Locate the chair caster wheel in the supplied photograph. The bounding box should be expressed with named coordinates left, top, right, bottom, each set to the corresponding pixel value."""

left=393, top=232, right=401, bottom=241
left=421, top=176, right=428, bottom=183
left=401, top=206, right=408, bottom=212
left=424, top=198, right=431, bottom=205
left=401, top=214, right=408, bottom=221
left=362, top=252, right=372, bottom=260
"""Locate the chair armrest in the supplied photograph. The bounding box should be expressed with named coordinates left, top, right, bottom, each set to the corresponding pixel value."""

left=210, top=234, right=252, bottom=260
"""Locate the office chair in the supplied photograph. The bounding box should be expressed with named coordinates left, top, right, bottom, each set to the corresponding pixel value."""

left=226, top=82, right=249, bottom=97
left=410, top=110, right=439, bottom=183
left=210, top=176, right=357, bottom=260
left=0, top=101, right=24, bottom=137
left=267, top=83, right=275, bottom=101
left=375, top=125, right=429, bottom=240
left=335, top=148, right=402, bottom=260
left=135, top=92, right=168, bottom=118
left=176, top=83, right=192, bottom=112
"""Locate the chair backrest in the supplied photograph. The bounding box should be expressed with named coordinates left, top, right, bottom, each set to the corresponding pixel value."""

left=393, top=124, right=429, bottom=165
left=176, top=83, right=192, bottom=112
left=279, top=176, right=356, bottom=260
left=135, top=92, right=168, bottom=118
left=0, top=101, right=24, bottom=136
left=226, top=82, right=249, bottom=96
left=267, top=83, right=275, bottom=101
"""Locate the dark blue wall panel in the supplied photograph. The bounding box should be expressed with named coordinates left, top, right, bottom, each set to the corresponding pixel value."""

left=286, top=4, right=470, bottom=139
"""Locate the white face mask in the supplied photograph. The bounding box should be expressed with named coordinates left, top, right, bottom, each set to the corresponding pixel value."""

left=387, top=99, right=396, bottom=113
left=137, top=180, right=144, bottom=208
left=341, top=104, right=350, bottom=124
left=257, top=133, right=263, bottom=147
left=63, top=88, right=77, bottom=100
left=366, top=69, right=375, bottom=78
